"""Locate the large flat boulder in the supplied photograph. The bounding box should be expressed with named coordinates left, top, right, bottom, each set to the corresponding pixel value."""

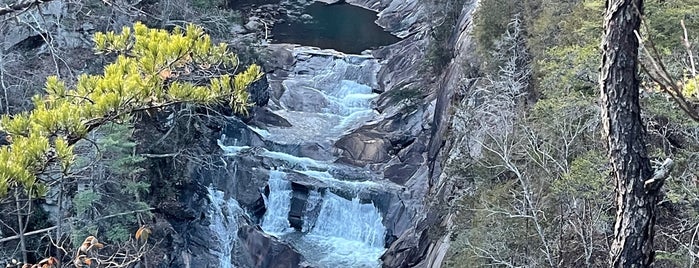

left=335, top=132, right=390, bottom=165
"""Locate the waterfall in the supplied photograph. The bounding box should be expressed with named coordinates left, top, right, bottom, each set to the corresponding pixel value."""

left=298, top=191, right=387, bottom=268
left=310, top=192, right=385, bottom=247
left=260, top=170, right=294, bottom=235
left=301, top=190, right=322, bottom=232
left=207, top=187, right=241, bottom=268
left=222, top=49, right=389, bottom=267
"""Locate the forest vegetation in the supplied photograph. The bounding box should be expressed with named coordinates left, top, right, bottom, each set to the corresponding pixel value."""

left=445, top=0, right=699, bottom=267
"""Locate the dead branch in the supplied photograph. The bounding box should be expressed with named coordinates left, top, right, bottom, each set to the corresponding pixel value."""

left=0, top=226, right=58, bottom=243
left=0, top=0, right=53, bottom=17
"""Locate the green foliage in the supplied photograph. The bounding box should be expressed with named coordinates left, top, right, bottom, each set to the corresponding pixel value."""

left=385, top=87, right=424, bottom=109
left=97, top=123, right=146, bottom=176
left=644, top=0, right=699, bottom=51
left=73, top=190, right=101, bottom=216
left=537, top=44, right=599, bottom=96
left=424, top=0, right=466, bottom=73
left=71, top=224, right=98, bottom=249
left=642, top=93, right=699, bottom=126
left=553, top=151, right=610, bottom=199
left=450, top=0, right=699, bottom=266
left=105, top=224, right=131, bottom=243
left=71, top=122, right=153, bottom=244
left=472, top=0, right=521, bottom=58
left=0, top=22, right=262, bottom=197
left=123, top=180, right=150, bottom=197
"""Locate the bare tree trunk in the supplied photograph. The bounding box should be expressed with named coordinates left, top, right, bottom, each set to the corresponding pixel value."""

left=0, top=46, right=9, bottom=114
left=600, top=0, right=665, bottom=266
left=14, top=189, right=28, bottom=263
left=55, top=179, right=65, bottom=262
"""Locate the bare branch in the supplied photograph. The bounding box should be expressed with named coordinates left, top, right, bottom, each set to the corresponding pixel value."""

left=0, top=0, right=53, bottom=17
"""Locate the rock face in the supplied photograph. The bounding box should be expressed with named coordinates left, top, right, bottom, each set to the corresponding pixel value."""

left=237, top=226, right=306, bottom=268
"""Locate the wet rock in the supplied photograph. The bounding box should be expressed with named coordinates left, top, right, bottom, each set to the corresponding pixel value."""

left=347, top=0, right=428, bottom=38
left=164, top=183, right=233, bottom=268
left=221, top=119, right=266, bottom=147
left=251, top=107, right=293, bottom=128
left=384, top=163, right=417, bottom=185
left=300, top=13, right=313, bottom=21
left=288, top=183, right=310, bottom=230
left=381, top=228, right=429, bottom=268
left=335, top=132, right=390, bottom=165
left=279, top=83, right=329, bottom=112
left=231, top=24, right=249, bottom=34
left=245, top=17, right=264, bottom=31
left=249, top=74, right=271, bottom=107
left=236, top=226, right=305, bottom=268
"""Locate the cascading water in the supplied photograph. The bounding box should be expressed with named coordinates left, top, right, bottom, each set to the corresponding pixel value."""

left=259, top=170, right=387, bottom=267
left=300, top=192, right=387, bottom=268
left=310, top=192, right=385, bottom=247
left=260, top=170, right=295, bottom=235
left=219, top=48, right=390, bottom=267
left=301, top=190, right=322, bottom=232
left=207, top=187, right=242, bottom=268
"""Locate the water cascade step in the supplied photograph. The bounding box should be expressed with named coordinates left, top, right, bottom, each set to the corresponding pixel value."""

left=207, top=187, right=243, bottom=268
left=259, top=171, right=386, bottom=268
left=260, top=170, right=295, bottom=235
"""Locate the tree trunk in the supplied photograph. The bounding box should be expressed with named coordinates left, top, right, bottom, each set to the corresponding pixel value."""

left=14, top=189, right=28, bottom=263
left=600, top=0, right=659, bottom=267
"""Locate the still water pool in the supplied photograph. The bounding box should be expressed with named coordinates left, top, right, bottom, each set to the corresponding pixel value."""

left=230, top=1, right=401, bottom=54
left=272, top=2, right=400, bottom=54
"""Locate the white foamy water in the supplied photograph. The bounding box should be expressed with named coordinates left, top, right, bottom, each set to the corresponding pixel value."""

left=222, top=52, right=388, bottom=267
left=260, top=150, right=329, bottom=170
left=207, top=187, right=242, bottom=268
left=268, top=77, right=379, bottom=145
left=302, top=189, right=323, bottom=232
left=296, top=191, right=386, bottom=268
left=260, top=170, right=295, bottom=235
left=296, top=170, right=381, bottom=191
left=259, top=170, right=387, bottom=268
left=310, top=192, right=385, bottom=247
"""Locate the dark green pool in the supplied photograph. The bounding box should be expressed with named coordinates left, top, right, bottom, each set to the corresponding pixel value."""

left=272, top=2, right=400, bottom=54
left=229, top=0, right=400, bottom=54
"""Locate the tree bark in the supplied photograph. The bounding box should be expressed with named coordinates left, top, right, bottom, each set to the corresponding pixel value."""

left=14, top=189, right=28, bottom=263
left=600, top=0, right=659, bottom=267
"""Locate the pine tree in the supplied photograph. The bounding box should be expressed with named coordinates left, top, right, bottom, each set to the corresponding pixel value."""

left=0, top=22, right=262, bottom=197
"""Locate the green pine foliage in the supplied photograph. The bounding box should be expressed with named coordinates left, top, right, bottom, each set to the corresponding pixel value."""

left=71, top=122, right=153, bottom=244
left=0, top=22, right=262, bottom=197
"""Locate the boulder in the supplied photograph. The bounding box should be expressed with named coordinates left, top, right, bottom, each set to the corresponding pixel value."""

left=250, top=107, right=293, bottom=128
left=245, top=19, right=264, bottom=31
left=279, top=83, right=330, bottom=113
left=236, top=226, right=305, bottom=268
left=335, top=132, right=390, bottom=165
left=249, top=75, right=271, bottom=107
